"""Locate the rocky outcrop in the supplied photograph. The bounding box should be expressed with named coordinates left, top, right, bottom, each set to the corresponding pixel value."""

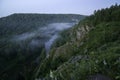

left=70, top=25, right=92, bottom=42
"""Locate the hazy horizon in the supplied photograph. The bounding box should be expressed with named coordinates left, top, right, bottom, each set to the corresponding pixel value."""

left=0, top=0, right=120, bottom=18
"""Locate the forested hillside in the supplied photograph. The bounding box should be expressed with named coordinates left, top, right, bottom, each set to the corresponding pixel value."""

left=0, top=14, right=85, bottom=80
left=35, top=4, right=120, bottom=80
left=0, top=14, right=84, bottom=37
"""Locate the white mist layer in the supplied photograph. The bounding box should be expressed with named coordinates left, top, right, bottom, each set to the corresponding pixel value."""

left=44, top=23, right=75, bottom=55
left=12, top=22, right=75, bottom=55
left=45, top=34, right=58, bottom=55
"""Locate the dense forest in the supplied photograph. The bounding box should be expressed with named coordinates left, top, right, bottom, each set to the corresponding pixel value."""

left=34, top=4, right=120, bottom=80
left=0, top=14, right=84, bottom=37
left=0, top=14, right=85, bottom=80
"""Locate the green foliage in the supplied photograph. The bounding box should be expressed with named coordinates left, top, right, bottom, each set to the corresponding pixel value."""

left=82, top=4, right=120, bottom=26
left=36, top=4, right=120, bottom=80
left=52, top=28, right=72, bottom=48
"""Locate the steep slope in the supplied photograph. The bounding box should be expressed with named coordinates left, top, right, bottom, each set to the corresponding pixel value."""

left=35, top=4, right=120, bottom=80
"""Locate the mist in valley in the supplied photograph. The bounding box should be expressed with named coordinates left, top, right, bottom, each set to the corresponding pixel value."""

left=11, top=22, right=75, bottom=55
left=0, top=0, right=119, bottom=79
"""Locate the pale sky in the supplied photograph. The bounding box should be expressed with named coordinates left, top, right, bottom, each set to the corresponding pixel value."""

left=0, top=0, right=120, bottom=17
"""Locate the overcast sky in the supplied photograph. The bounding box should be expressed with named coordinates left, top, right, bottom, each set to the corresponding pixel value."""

left=0, top=0, right=120, bottom=17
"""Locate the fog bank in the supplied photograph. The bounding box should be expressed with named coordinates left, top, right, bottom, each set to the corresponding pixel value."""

left=12, top=22, right=75, bottom=55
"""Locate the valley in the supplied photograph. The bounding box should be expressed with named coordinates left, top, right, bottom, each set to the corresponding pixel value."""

left=0, top=4, right=120, bottom=80
left=0, top=14, right=85, bottom=80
